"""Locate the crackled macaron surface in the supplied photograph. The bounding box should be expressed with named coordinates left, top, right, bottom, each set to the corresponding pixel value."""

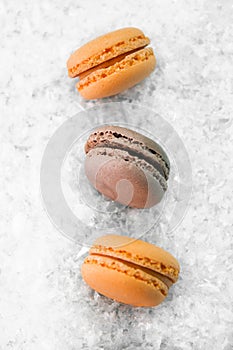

left=67, top=27, right=156, bottom=99
left=84, top=125, right=170, bottom=208
left=81, top=235, right=180, bottom=307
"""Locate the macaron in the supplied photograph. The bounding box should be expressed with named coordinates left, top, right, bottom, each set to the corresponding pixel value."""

left=81, top=234, right=180, bottom=307
left=84, top=125, right=170, bottom=208
left=67, top=27, right=156, bottom=99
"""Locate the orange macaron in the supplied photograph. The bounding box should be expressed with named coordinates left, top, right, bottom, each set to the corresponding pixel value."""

left=67, top=27, right=156, bottom=99
left=81, top=235, right=180, bottom=307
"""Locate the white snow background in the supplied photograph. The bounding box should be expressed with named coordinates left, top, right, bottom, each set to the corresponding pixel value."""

left=0, top=0, right=233, bottom=349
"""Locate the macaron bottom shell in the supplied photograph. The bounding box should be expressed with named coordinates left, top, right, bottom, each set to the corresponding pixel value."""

left=77, top=48, right=156, bottom=99
left=84, top=150, right=165, bottom=208
left=81, top=255, right=167, bottom=307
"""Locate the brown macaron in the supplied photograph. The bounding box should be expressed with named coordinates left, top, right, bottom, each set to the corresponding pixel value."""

left=84, top=125, right=170, bottom=208
left=67, top=27, right=156, bottom=99
left=81, top=234, right=180, bottom=307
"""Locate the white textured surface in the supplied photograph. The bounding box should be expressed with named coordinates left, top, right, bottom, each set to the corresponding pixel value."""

left=1, top=0, right=233, bottom=349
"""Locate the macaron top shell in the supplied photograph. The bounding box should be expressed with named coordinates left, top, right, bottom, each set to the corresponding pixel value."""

left=85, top=125, right=170, bottom=179
left=91, top=235, right=180, bottom=282
left=67, top=27, right=150, bottom=77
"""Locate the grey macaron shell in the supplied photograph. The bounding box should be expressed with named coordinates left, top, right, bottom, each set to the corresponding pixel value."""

left=85, top=147, right=165, bottom=208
